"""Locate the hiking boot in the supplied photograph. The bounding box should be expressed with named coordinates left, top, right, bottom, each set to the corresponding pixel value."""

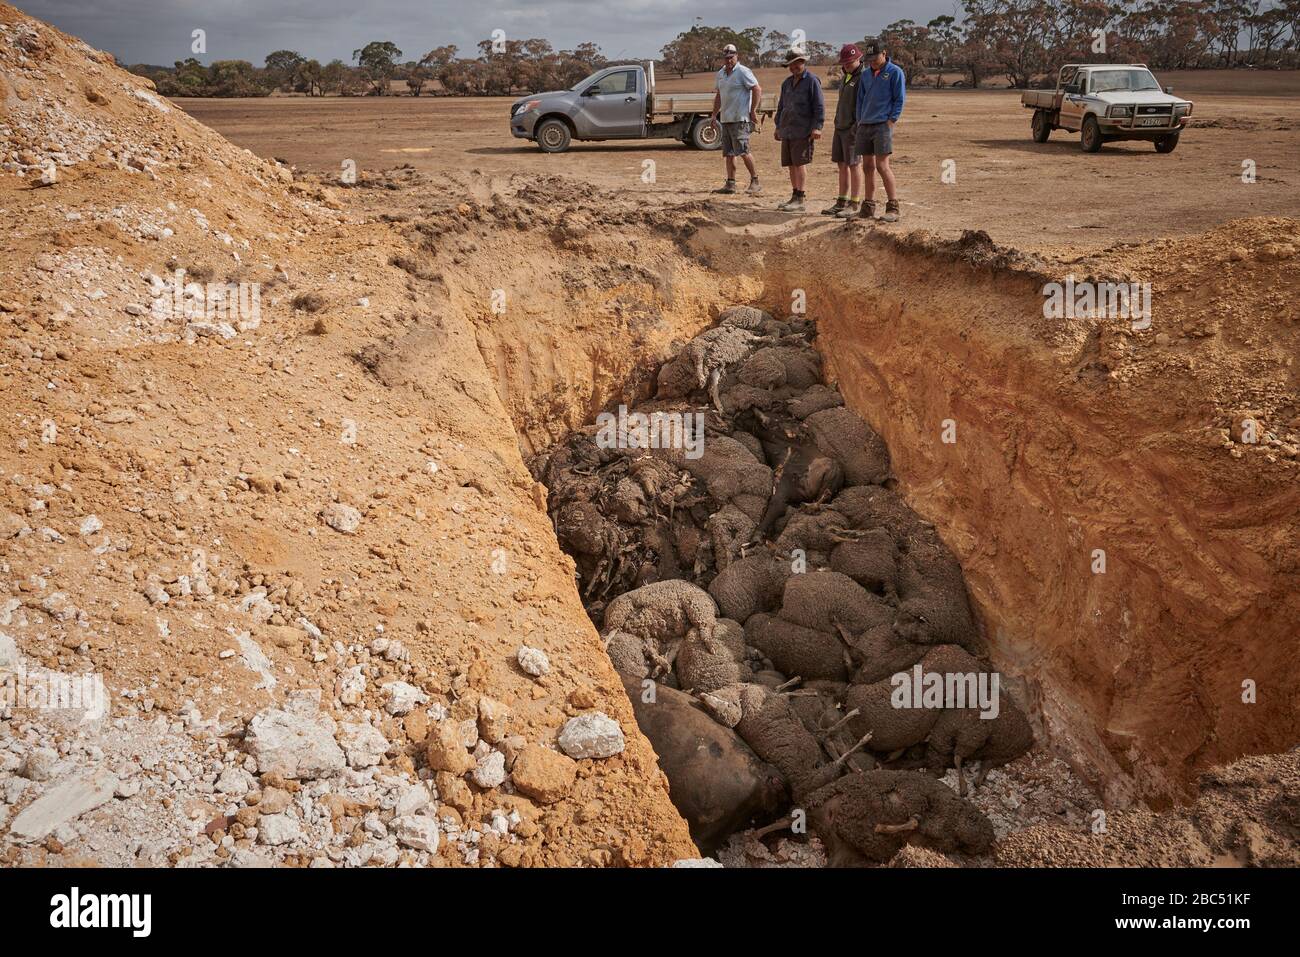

left=855, top=200, right=877, bottom=221
left=778, top=193, right=806, bottom=212
left=713, top=180, right=737, bottom=194
left=821, top=198, right=846, bottom=215
left=880, top=199, right=901, bottom=222
left=835, top=201, right=861, bottom=219
left=745, top=179, right=763, bottom=196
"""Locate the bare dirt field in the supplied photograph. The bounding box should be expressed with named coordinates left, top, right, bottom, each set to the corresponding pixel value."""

left=184, top=73, right=1300, bottom=254
left=1, top=1, right=1297, bottom=871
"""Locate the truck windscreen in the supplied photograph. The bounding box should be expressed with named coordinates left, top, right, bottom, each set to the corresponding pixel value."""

left=1090, top=69, right=1160, bottom=93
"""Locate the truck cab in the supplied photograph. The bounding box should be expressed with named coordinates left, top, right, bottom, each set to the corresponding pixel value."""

left=1022, top=64, right=1193, bottom=153
left=510, top=61, right=775, bottom=154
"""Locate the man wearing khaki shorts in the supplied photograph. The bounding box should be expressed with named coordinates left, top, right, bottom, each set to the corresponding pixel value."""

left=710, top=44, right=763, bottom=196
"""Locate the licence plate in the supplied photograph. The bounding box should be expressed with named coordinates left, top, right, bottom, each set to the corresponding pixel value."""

left=1136, top=117, right=1167, bottom=126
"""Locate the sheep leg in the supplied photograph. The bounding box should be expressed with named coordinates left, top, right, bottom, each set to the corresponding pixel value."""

left=874, top=816, right=919, bottom=835
left=829, top=732, right=873, bottom=768
left=695, top=350, right=707, bottom=389
left=954, top=754, right=966, bottom=798
left=708, top=367, right=725, bottom=415
left=751, top=816, right=794, bottom=839
left=972, top=760, right=993, bottom=791
left=821, top=708, right=860, bottom=737
left=773, top=675, right=802, bottom=693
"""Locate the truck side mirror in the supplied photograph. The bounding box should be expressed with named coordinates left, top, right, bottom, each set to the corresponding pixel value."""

left=1164, top=85, right=1173, bottom=94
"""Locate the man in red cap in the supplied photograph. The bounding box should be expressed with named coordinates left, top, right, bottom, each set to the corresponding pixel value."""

left=823, top=44, right=864, bottom=217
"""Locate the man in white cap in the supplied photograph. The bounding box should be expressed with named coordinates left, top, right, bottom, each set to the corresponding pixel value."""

left=709, top=43, right=763, bottom=195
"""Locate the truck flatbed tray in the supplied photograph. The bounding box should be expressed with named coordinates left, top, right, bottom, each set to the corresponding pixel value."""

left=650, top=92, right=778, bottom=116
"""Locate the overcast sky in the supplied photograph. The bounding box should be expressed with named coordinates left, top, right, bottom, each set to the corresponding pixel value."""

left=20, top=0, right=958, bottom=66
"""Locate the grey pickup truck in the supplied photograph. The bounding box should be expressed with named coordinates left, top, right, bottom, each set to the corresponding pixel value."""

left=510, top=60, right=776, bottom=153
left=1022, top=64, right=1193, bottom=153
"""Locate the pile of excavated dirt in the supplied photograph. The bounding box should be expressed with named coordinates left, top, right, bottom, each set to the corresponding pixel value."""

left=0, top=3, right=1294, bottom=868
left=0, top=3, right=704, bottom=867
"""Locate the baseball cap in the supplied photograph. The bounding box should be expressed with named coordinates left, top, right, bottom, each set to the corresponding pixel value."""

left=721, top=44, right=738, bottom=56
left=862, top=41, right=884, bottom=56
left=838, top=43, right=861, bottom=66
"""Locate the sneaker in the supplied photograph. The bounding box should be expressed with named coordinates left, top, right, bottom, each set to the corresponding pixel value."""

left=821, top=199, right=846, bottom=215
left=713, top=180, right=737, bottom=195
left=855, top=200, right=877, bottom=221
left=835, top=201, right=861, bottom=219
left=745, top=179, right=763, bottom=196
left=880, top=199, right=901, bottom=222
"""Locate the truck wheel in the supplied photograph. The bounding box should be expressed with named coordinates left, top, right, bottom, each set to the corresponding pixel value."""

left=1080, top=116, right=1103, bottom=153
left=1031, top=110, right=1051, bottom=143
left=1154, top=134, right=1179, bottom=154
left=536, top=119, right=571, bottom=154
left=689, top=118, right=722, bottom=150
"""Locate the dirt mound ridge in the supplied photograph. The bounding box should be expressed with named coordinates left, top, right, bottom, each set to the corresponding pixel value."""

left=0, top=4, right=695, bottom=867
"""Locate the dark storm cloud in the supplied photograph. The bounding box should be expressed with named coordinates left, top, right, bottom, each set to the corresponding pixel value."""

left=17, top=0, right=951, bottom=66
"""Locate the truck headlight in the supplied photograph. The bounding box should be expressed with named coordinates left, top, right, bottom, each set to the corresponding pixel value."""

left=1108, top=105, right=1133, bottom=118
left=513, top=100, right=540, bottom=116
left=1173, top=104, right=1191, bottom=118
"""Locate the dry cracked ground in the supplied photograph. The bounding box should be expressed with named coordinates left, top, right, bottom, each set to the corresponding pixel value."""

left=0, top=3, right=1297, bottom=868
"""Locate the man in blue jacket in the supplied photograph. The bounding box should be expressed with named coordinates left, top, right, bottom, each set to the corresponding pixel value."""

left=773, top=49, right=824, bottom=212
left=852, top=41, right=905, bottom=222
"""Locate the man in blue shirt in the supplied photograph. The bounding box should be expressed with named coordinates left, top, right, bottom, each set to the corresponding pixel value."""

left=852, top=41, right=905, bottom=222
left=710, top=43, right=763, bottom=196
left=773, top=49, right=824, bottom=212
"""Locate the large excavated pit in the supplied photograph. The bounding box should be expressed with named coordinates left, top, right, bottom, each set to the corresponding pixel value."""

left=431, top=210, right=1298, bottom=859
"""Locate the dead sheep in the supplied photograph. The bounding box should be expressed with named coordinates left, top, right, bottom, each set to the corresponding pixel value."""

left=746, top=612, right=852, bottom=682
left=740, top=346, right=823, bottom=392
left=718, top=305, right=790, bottom=338
left=803, top=407, right=892, bottom=486
left=772, top=507, right=853, bottom=556
left=602, top=579, right=719, bottom=678
left=838, top=620, right=929, bottom=685
left=829, top=530, right=900, bottom=596
left=707, top=553, right=792, bottom=623
left=804, top=770, right=996, bottom=866
left=656, top=324, right=768, bottom=413
left=925, top=691, right=1034, bottom=794
left=676, top=434, right=772, bottom=522
left=676, top=618, right=753, bottom=693
left=705, top=505, right=757, bottom=574
left=727, top=682, right=867, bottom=799
left=627, top=679, right=788, bottom=852
left=737, top=349, right=789, bottom=390
left=778, top=570, right=893, bottom=637
left=892, top=539, right=983, bottom=653
left=787, top=384, right=845, bottom=419
left=842, top=644, right=983, bottom=750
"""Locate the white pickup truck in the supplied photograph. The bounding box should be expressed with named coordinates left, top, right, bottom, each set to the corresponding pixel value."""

left=1022, top=64, right=1193, bottom=153
left=509, top=61, right=777, bottom=154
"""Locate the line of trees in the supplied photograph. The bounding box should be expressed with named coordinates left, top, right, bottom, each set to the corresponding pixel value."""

left=127, top=0, right=1300, bottom=97
left=132, top=38, right=610, bottom=97
left=877, top=0, right=1300, bottom=88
